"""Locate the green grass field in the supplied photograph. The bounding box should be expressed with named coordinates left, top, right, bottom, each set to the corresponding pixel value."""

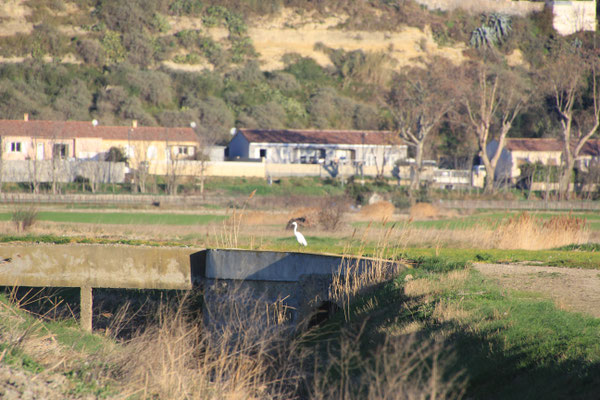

left=307, top=260, right=600, bottom=398
left=204, top=176, right=346, bottom=197
left=0, top=211, right=227, bottom=226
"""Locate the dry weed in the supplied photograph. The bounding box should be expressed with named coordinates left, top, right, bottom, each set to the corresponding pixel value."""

left=433, top=301, right=470, bottom=324
left=404, top=270, right=470, bottom=298
left=409, top=202, right=440, bottom=219
left=115, top=288, right=301, bottom=400
left=331, top=222, right=405, bottom=321
left=494, top=212, right=589, bottom=250
left=310, top=327, right=465, bottom=400
left=359, top=201, right=395, bottom=220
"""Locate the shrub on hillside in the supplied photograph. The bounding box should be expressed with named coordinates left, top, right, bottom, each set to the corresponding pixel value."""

left=267, top=71, right=301, bottom=92
left=126, top=70, right=173, bottom=107
left=76, top=38, right=106, bottom=65
left=53, top=79, right=93, bottom=120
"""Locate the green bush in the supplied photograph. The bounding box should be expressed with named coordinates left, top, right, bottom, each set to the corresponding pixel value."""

left=105, top=146, right=127, bottom=162
left=100, top=31, right=126, bottom=64
left=169, top=0, right=203, bottom=16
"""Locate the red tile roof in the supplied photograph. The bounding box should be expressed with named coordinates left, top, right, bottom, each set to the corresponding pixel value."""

left=0, top=120, right=198, bottom=142
left=238, top=129, right=400, bottom=146
left=505, top=138, right=563, bottom=152
left=506, top=138, right=600, bottom=156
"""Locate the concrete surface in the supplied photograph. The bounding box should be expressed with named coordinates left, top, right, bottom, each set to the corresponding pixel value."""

left=0, top=244, right=196, bottom=289
left=194, top=249, right=406, bottom=330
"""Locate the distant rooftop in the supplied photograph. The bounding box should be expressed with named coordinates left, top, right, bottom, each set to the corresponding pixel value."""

left=0, top=119, right=198, bottom=142
left=237, top=129, right=400, bottom=146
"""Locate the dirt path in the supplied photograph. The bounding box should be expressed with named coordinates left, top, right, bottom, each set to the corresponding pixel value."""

left=475, top=263, right=600, bottom=318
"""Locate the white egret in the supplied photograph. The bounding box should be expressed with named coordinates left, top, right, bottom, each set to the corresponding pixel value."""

left=291, top=221, right=307, bottom=246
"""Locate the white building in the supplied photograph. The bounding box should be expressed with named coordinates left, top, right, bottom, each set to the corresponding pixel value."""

left=486, top=138, right=600, bottom=183
left=228, top=129, right=407, bottom=167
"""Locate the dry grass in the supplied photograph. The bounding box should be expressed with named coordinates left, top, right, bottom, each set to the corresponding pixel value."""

left=409, top=202, right=440, bottom=219
left=493, top=212, right=589, bottom=250
left=404, top=270, right=470, bottom=298
left=114, top=289, right=301, bottom=400
left=331, top=222, right=406, bottom=321
left=359, top=201, right=395, bottom=220
left=310, top=328, right=465, bottom=400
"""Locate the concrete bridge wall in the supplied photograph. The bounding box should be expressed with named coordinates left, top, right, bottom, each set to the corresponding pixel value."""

left=0, top=244, right=196, bottom=290
left=194, top=249, right=406, bottom=329
left=0, top=246, right=405, bottom=332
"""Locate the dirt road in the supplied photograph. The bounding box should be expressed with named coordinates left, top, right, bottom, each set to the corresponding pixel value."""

left=475, top=263, right=600, bottom=318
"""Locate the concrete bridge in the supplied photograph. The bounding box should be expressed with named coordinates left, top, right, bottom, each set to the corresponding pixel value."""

left=0, top=245, right=405, bottom=331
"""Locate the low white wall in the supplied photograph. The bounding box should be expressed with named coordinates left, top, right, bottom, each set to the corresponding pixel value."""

left=414, top=0, right=544, bottom=16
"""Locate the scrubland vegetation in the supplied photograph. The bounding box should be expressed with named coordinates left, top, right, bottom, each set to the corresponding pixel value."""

left=0, top=0, right=569, bottom=162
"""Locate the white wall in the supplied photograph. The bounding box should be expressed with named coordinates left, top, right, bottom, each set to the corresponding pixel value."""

left=415, top=0, right=597, bottom=36
left=552, top=1, right=597, bottom=35
left=413, top=0, right=544, bottom=16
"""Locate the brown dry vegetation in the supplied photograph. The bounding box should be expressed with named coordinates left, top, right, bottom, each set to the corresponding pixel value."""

left=359, top=201, right=395, bottom=220
left=1, top=254, right=465, bottom=399
left=0, top=207, right=589, bottom=252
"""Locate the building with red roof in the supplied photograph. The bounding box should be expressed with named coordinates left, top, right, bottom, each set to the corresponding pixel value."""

left=228, top=128, right=407, bottom=167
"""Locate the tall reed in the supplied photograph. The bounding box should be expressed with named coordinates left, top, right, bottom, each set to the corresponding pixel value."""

left=331, top=219, right=406, bottom=321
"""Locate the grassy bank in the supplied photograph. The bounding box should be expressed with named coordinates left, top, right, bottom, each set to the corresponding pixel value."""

left=309, top=260, right=600, bottom=398
left=1, top=253, right=600, bottom=398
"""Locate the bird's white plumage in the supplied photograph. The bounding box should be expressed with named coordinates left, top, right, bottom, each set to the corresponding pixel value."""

left=292, top=222, right=307, bottom=246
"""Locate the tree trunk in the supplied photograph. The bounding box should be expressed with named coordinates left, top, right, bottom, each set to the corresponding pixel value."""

left=200, top=161, right=206, bottom=199
left=482, top=158, right=495, bottom=193
left=410, top=143, right=424, bottom=191
left=559, top=156, right=575, bottom=200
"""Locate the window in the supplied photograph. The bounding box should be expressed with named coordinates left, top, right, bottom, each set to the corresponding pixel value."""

left=9, top=142, right=21, bottom=152
left=177, top=146, right=188, bottom=155
left=171, top=146, right=196, bottom=159
left=259, top=149, right=267, bottom=158
left=52, top=143, right=68, bottom=159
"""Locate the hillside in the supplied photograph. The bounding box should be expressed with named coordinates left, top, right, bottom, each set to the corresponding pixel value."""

left=0, top=0, right=564, bottom=165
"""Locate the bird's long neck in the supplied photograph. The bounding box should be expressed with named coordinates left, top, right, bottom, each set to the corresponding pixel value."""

left=293, top=224, right=298, bottom=234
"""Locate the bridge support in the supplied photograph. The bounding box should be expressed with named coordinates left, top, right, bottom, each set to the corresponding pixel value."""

left=80, top=286, right=93, bottom=332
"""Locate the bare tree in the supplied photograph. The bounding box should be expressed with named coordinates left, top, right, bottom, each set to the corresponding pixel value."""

left=191, top=122, right=219, bottom=198
left=544, top=43, right=600, bottom=199
left=129, top=130, right=151, bottom=193
left=49, top=121, right=66, bottom=195
left=461, top=60, right=529, bottom=193
left=0, top=136, right=3, bottom=194
left=386, top=58, right=456, bottom=191
left=26, top=122, right=41, bottom=194
left=165, top=128, right=184, bottom=196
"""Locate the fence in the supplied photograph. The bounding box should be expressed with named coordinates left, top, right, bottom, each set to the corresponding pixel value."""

left=0, top=192, right=208, bottom=206
left=2, top=160, right=126, bottom=183
left=437, top=199, right=600, bottom=211
left=1, top=192, right=599, bottom=211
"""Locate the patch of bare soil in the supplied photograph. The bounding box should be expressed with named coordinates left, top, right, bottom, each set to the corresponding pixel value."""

left=0, top=364, right=71, bottom=400
left=475, top=263, right=600, bottom=318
